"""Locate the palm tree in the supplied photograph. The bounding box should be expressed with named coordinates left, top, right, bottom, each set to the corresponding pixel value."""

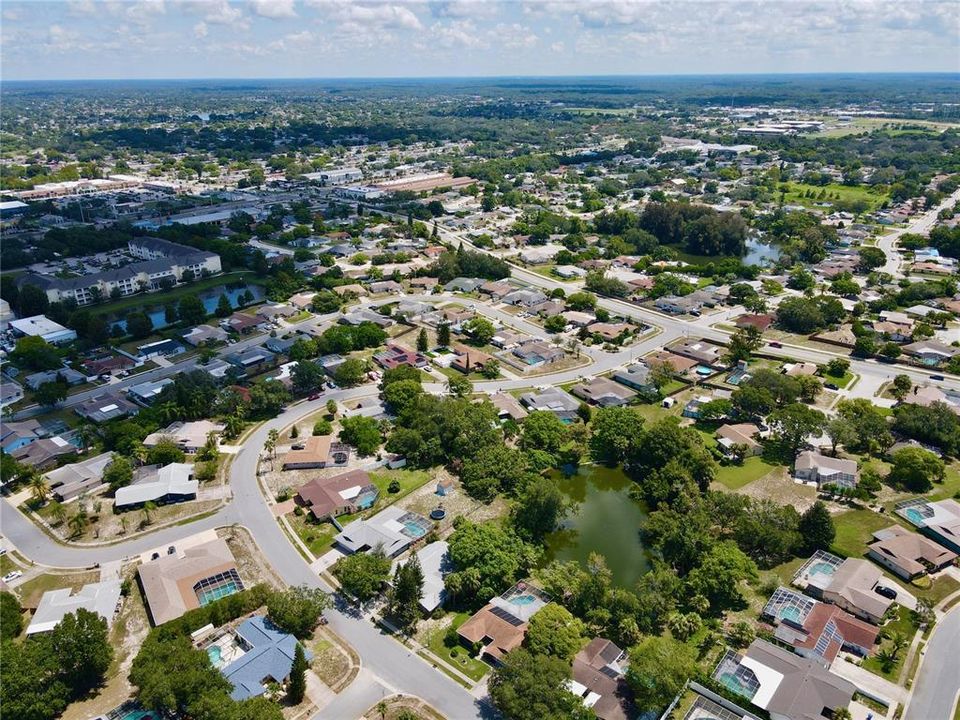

left=141, top=500, right=157, bottom=526
left=49, top=500, right=67, bottom=526
left=29, top=473, right=49, bottom=505
left=265, top=429, right=279, bottom=469
left=67, top=509, right=88, bottom=538
left=156, top=401, right=179, bottom=425
left=119, top=516, right=128, bottom=535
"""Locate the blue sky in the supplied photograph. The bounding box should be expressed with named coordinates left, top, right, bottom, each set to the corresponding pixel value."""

left=2, top=0, right=958, bottom=81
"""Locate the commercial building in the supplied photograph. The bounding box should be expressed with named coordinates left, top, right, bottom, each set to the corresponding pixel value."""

left=9, top=315, right=77, bottom=345
left=16, top=238, right=221, bottom=306
left=26, top=580, right=122, bottom=635
left=137, top=537, right=243, bottom=626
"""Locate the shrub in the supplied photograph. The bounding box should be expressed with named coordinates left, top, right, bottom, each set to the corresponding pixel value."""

left=388, top=479, right=401, bottom=493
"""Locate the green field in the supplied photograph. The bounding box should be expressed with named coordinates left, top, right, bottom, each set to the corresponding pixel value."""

left=780, top=182, right=888, bottom=212
left=861, top=606, right=920, bottom=681
left=830, top=508, right=893, bottom=558
left=714, top=456, right=780, bottom=490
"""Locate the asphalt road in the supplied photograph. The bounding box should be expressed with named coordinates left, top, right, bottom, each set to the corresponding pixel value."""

left=903, top=603, right=960, bottom=720
left=876, top=188, right=960, bottom=276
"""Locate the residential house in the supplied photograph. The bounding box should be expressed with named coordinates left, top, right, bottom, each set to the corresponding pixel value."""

left=571, top=377, right=637, bottom=407
left=761, top=587, right=877, bottom=664
left=373, top=344, right=428, bottom=370
left=902, top=340, right=960, bottom=366
left=587, top=322, right=631, bottom=342
left=26, top=580, right=122, bottom=635
left=264, top=336, right=297, bottom=355
left=712, top=639, right=855, bottom=720
left=611, top=362, right=658, bottom=394
left=369, top=280, right=403, bottom=294
left=502, top=289, right=548, bottom=307
left=80, top=354, right=135, bottom=376
left=288, top=292, right=317, bottom=310
left=0, top=419, right=42, bottom=453
left=867, top=525, right=957, bottom=580
left=12, top=436, right=78, bottom=471
left=408, top=277, right=438, bottom=291
left=812, top=324, right=857, bottom=348
left=902, top=385, right=960, bottom=416
left=444, top=277, right=485, bottom=293
left=394, top=301, right=433, bottom=321
left=480, top=280, right=514, bottom=300
left=570, top=638, right=634, bottom=720
left=655, top=295, right=703, bottom=315
left=795, top=451, right=858, bottom=489
left=340, top=309, right=392, bottom=327
left=519, top=387, right=580, bottom=421
left=667, top=338, right=726, bottom=368
left=487, top=392, right=528, bottom=421
left=782, top=362, right=818, bottom=377
left=331, top=283, right=368, bottom=298
left=144, top=420, right=224, bottom=453
left=24, top=368, right=86, bottom=391
left=735, top=314, right=774, bottom=331
left=895, top=498, right=960, bottom=554
left=872, top=321, right=913, bottom=343
left=528, top=300, right=565, bottom=317
left=554, top=265, right=587, bottom=279
left=182, top=324, right=229, bottom=347
left=114, top=463, right=198, bottom=510
left=451, top=347, right=494, bottom=374
left=716, top=423, right=762, bottom=456
left=334, top=506, right=431, bottom=557
left=221, top=312, right=266, bottom=335
left=512, top=341, right=564, bottom=368
left=281, top=436, right=351, bottom=471
left=295, top=468, right=376, bottom=520
left=561, top=310, right=595, bottom=328
left=137, top=339, right=185, bottom=360
left=256, top=304, right=298, bottom=322
left=457, top=583, right=549, bottom=663
left=45, top=451, right=113, bottom=502
left=217, top=616, right=313, bottom=701
left=795, top=554, right=894, bottom=624
left=647, top=350, right=698, bottom=375
left=491, top=329, right=526, bottom=349
left=224, top=347, right=277, bottom=376
left=137, top=537, right=244, bottom=625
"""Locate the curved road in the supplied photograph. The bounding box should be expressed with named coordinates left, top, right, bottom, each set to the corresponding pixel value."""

left=903, top=603, right=960, bottom=720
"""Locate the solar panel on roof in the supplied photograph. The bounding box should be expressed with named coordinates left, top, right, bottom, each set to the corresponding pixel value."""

left=599, top=665, right=620, bottom=680
left=489, top=605, right=524, bottom=626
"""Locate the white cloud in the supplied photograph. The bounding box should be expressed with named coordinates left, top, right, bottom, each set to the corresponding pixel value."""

left=251, top=0, right=298, bottom=19
left=493, top=23, right=538, bottom=50
left=66, top=0, right=97, bottom=15
left=308, top=0, right=424, bottom=31
left=126, top=0, right=166, bottom=26
left=429, top=0, right=499, bottom=19
left=194, top=20, right=208, bottom=37
left=550, top=40, right=564, bottom=52
left=431, top=19, right=488, bottom=49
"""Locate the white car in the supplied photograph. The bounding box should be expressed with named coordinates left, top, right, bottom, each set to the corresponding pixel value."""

left=2, top=571, right=22, bottom=583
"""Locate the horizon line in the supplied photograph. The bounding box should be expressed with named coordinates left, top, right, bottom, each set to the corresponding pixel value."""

left=4, top=70, right=960, bottom=84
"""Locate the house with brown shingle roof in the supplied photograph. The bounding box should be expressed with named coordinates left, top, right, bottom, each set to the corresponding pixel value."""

left=867, top=525, right=957, bottom=580
left=570, top=638, right=634, bottom=720
left=295, top=469, right=377, bottom=521
left=281, top=435, right=350, bottom=470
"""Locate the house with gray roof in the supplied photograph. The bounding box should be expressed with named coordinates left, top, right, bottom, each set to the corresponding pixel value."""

left=611, top=362, right=657, bottom=393
left=24, top=368, right=86, bottom=390
left=216, top=616, right=313, bottom=701
left=26, top=580, right=122, bottom=635
left=45, top=451, right=113, bottom=502
left=519, top=387, right=579, bottom=421
left=444, top=277, right=485, bottom=293
left=75, top=394, right=140, bottom=424
left=114, top=463, right=198, bottom=510
left=334, top=506, right=431, bottom=557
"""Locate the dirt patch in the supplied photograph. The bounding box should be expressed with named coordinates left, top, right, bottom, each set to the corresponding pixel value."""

left=398, top=470, right=508, bottom=530
left=736, top=467, right=818, bottom=511
left=309, top=626, right=359, bottom=692
left=360, top=695, right=445, bottom=720
left=220, top=525, right=285, bottom=589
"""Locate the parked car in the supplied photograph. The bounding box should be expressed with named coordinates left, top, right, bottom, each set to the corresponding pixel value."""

left=824, top=382, right=839, bottom=390
left=875, top=585, right=898, bottom=600
left=769, top=341, right=782, bottom=348
left=2, top=571, right=22, bottom=583
left=308, top=393, right=321, bottom=401
left=930, top=374, right=945, bottom=381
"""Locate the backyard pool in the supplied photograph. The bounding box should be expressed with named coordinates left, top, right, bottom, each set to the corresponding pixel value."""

left=197, top=580, right=240, bottom=606
left=510, top=594, right=537, bottom=606
left=207, top=646, right=222, bottom=665
left=778, top=606, right=803, bottom=623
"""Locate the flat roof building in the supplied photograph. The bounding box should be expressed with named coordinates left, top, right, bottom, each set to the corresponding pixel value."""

left=9, top=315, right=77, bottom=345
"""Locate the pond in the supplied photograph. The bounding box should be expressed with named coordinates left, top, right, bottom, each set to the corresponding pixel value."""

left=544, top=465, right=651, bottom=588
left=109, top=284, right=264, bottom=333
left=672, top=236, right=782, bottom=267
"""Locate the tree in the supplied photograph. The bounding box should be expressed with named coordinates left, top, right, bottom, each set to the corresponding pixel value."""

left=339, top=416, right=381, bottom=456
left=332, top=549, right=392, bottom=603
left=566, top=291, right=597, bottom=311
left=267, top=585, right=331, bottom=639
left=837, top=398, right=894, bottom=454
left=383, top=379, right=423, bottom=414
left=521, top=411, right=569, bottom=454
left=768, top=403, right=826, bottom=457
left=140, top=500, right=157, bottom=526
left=388, top=555, right=424, bottom=631
left=725, top=325, right=763, bottom=364
left=887, top=447, right=944, bottom=492
left=178, top=294, right=207, bottom=326
left=825, top=419, right=856, bottom=456
left=333, top=358, right=367, bottom=387
left=464, top=316, right=495, bottom=346
left=287, top=643, right=308, bottom=704
left=446, top=520, right=539, bottom=605
left=11, top=336, right=61, bottom=371
left=446, top=374, right=472, bottom=398
left=146, top=438, right=187, bottom=466
left=49, top=499, right=67, bottom=525
left=511, top=476, right=569, bottom=542
left=416, top=328, right=428, bottom=352
left=480, top=358, right=501, bottom=379
left=523, top=604, right=584, bottom=661
left=103, top=456, right=133, bottom=492
left=0, top=591, right=23, bottom=640
left=858, top=246, right=887, bottom=271
left=291, top=360, right=325, bottom=396
left=34, top=379, right=69, bottom=407
left=215, top=294, right=233, bottom=318
left=249, top=380, right=290, bottom=418
left=126, top=311, right=153, bottom=339
left=1, top=634, right=71, bottom=720
left=544, top=315, right=567, bottom=333
left=50, top=608, right=113, bottom=693
left=131, top=635, right=232, bottom=716
left=489, top=648, right=593, bottom=720
left=891, top=374, right=913, bottom=401
left=776, top=296, right=826, bottom=333
left=626, top=635, right=697, bottom=713
left=686, top=541, right=758, bottom=612
left=797, top=501, right=835, bottom=554
left=459, top=445, right=531, bottom=500
left=437, top=321, right=451, bottom=347
left=326, top=398, right=338, bottom=417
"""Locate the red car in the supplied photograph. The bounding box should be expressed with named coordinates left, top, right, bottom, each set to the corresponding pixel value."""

left=308, top=393, right=321, bottom=401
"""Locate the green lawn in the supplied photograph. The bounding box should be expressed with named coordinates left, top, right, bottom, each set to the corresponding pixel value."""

left=287, top=512, right=338, bottom=558
left=369, top=468, right=434, bottom=506
left=861, top=606, right=920, bottom=681
left=903, top=574, right=960, bottom=606
left=780, top=182, right=889, bottom=212
left=714, top=456, right=780, bottom=491
left=831, top=508, right=894, bottom=559
left=424, top=612, right=490, bottom=683
left=822, top=370, right=855, bottom=388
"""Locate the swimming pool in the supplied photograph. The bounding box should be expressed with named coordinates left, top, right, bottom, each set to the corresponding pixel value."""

left=207, top=646, right=222, bottom=665
left=695, top=365, right=713, bottom=376
left=402, top=520, right=427, bottom=538
left=807, top=561, right=837, bottom=577
left=905, top=508, right=926, bottom=525
left=198, top=581, right=240, bottom=606
left=778, top=606, right=802, bottom=623
left=510, top=594, right=537, bottom=606
left=106, top=703, right=158, bottom=720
